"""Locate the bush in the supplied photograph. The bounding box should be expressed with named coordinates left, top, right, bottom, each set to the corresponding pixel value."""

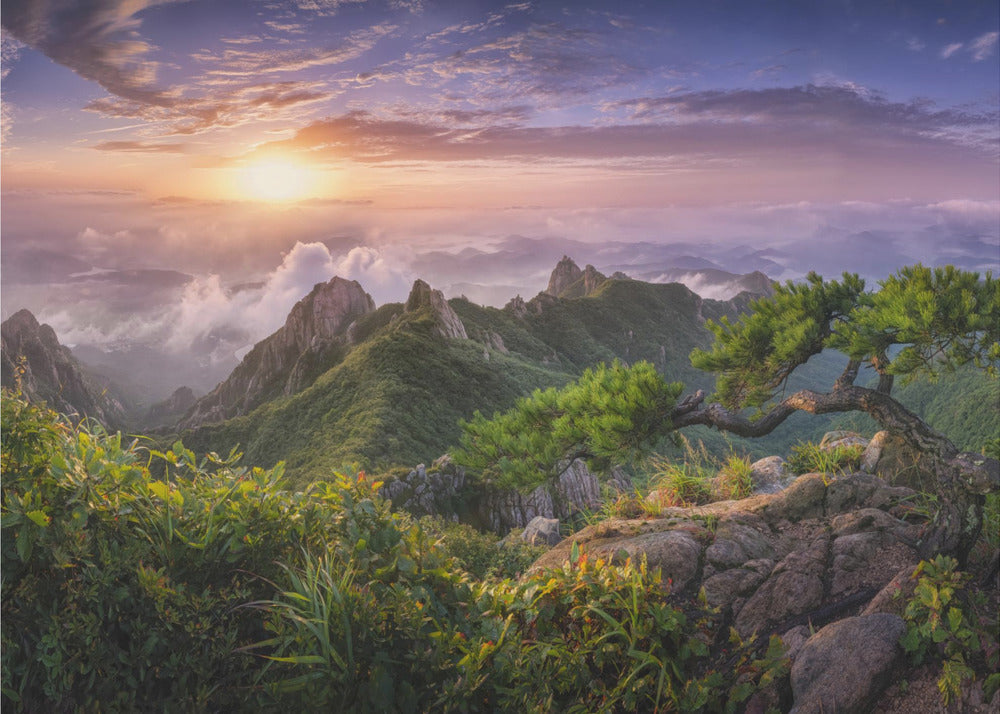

left=2, top=391, right=788, bottom=712
left=900, top=556, right=1000, bottom=705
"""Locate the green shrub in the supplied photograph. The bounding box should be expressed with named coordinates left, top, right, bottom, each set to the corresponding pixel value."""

left=418, top=517, right=546, bottom=580
left=2, top=391, right=788, bottom=712
left=1, top=391, right=340, bottom=711
left=900, top=556, right=1000, bottom=705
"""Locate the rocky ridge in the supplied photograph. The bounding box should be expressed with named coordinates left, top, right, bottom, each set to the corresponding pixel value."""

left=1, top=309, right=128, bottom=428
left=180, top=277, right=375, bottom=428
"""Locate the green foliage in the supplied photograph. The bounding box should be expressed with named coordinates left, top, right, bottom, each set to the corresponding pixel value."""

left=454, top=361, right=683, bottom=490
left=837, top=265, right=1000, bottom=382
left=787, top=441, right=864, bottom=476
left=3, top=391, right=788, bottom=711
left=0, top=390, right=344, bottom=711
left=182, top=316, right=573, bottom=486
left=691, top=271, right=866, bottom=410
left=900, top=556, right=1000, bottom=705
left=692, top=265, right=999, bottom=411
left=645, top=439, right=755, bottom=509
left=418, top=517, right=546, bottom=580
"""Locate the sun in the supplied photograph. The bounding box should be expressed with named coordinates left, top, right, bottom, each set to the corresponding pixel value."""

left=238, top=156, right=314, bottom=202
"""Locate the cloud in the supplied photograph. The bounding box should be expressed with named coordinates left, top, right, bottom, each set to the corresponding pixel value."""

left=257, top=84, right=998, bottom=168
left=1, top=2, right=357, bottom=135
left=92, top=140, right=186, bottom=153
left=750, top=64, right=785, bottom=80
left=191, top=24, right=395, bottom=76
left=84, top=80, right=334, bottom=135
left=1, top=0, right=178, bottom=106
left=940, top=42, right=964, bottom=58
left=970, top=31, right=999, bottom=61
left=906, top=36, right=925, bottom=52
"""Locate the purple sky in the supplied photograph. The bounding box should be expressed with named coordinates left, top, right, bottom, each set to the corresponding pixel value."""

left=1, top=0, right=997, bottom=392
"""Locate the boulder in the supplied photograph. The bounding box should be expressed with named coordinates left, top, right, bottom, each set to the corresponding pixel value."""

left=790, top=614, right=905, bottom=713
left=735, top=535, right=829, bottom=637
left=749, top=455, right=795, bottom=494
left=521, top=516, right=561, bottom=546
left=859, top=430, right=937, bottom=491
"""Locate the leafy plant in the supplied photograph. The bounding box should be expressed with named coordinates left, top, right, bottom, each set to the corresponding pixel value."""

left=900, top=556, right=1000, bottom=705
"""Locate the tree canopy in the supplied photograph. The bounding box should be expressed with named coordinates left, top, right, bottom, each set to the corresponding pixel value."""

left=455, top=265, right=999, bottom=496
left=453, top=361, right=682, bottom=490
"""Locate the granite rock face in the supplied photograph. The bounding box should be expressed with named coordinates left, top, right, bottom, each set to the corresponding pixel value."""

left=405, top=280, right=468, bottom=340
left=180, top=277, right=375, bottom=428
left=527, top=471, right=942, bottom=709
left=1, top=309, right=128, bottom=428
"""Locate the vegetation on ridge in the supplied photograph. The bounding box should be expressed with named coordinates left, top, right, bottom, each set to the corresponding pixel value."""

left=2, top=391, right=791, bottom=712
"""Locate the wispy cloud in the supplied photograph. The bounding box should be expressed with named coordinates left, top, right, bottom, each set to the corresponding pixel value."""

left=940, top=42, right=964, bottom=59
left=970, top=31, right=999, bottom=61
left=93, top=141, right=186, bottom=153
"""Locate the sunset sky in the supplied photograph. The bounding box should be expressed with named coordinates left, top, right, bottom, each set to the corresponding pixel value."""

left=1, top=0, right=998, bottom=394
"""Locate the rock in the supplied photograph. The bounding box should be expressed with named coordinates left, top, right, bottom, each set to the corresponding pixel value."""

left=780, top=624, right=811, bottom=662
left=478, top=458, right=604, bottom=532
left=790, top=614, right=905, bottom=714
left=405, top=279, right=468, bottom=340
left=521, top=516, right=561, bottom=546
left=705, top=516, right=776, bottom=569
left=701, top=558, right=774, bottom=609
left=180, top=277, right=375, bottom=428
left=761, top=474, right=827, bottom=524
left=860, top=430, right=937, bottom=491
left=750, top=456, right=795, bottom=494
left=735, top=536, right=829, bottom=637
left=503, top=295, right=528, bottom=318
left=819, top=430, right=869, bottom=451
left=862, top=567, right=918, bottom=617
left=380, top=461, right=466, bottom=518
left=144, top=386, right=197, bottom=428
left=579, top=530, right=704, bottom=591
left=546, top=256, right=584, bottom=296
left=1, top=309, right=128, bottom=428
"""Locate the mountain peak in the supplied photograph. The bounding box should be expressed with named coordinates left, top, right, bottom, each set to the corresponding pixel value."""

left=546, top=256, right=583, bottom=296
left=1, top=309, right=126, bottom=427
left=406, top=279, right=468, bottom=340
left=179, top=276, right=376, bottom=428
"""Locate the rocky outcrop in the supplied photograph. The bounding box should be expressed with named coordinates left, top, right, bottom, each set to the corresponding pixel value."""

left=180, top=277, right=375, bottom=428
left=861, top=430, right=938, bottom=491
left=544, top=257, right=609, bottom=299
left=1, top=309, right=128, bottom=428
left=143, top=386, right=197, bottom=429
left=521, top=516, right=562, bottom=546
left=546, top=256, right=584, bottom=297
left=380, top=458, right=467, bottom=518
left=528, top=471, right=945, bottom=708
left=405, top=279, right=468, bottom=340
left=750, top=455, right=795, bottom=494
left=478, top=459, right=617, bottom=533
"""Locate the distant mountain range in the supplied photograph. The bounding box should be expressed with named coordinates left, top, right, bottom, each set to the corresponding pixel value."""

left=3, top=257, right=994, bottom=486
left=170, top=257, right=770, bottom=482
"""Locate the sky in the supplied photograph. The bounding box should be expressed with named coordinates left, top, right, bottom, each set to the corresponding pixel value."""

left=1, top=0, right=998, bottom=398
